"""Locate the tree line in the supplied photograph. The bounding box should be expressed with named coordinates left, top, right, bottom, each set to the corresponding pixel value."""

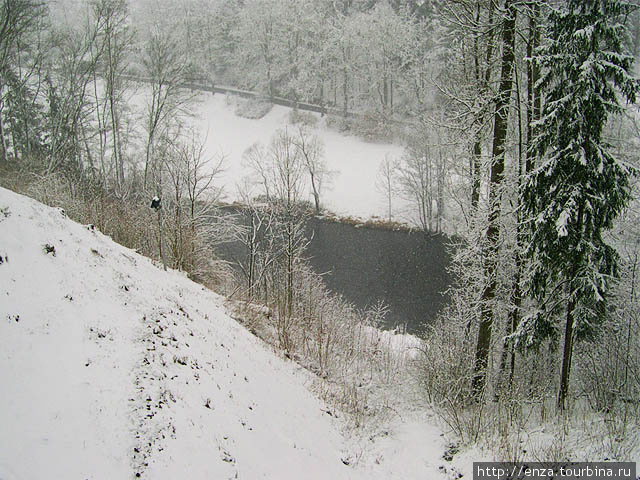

left=414, top=0, right=640, bottom=456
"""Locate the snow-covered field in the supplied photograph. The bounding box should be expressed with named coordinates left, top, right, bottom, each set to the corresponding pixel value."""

left=190, top=92, right=406, bottom=220
left=0, top=187, right=466, bottom=479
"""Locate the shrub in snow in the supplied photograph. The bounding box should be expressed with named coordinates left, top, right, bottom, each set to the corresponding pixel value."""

left=288, top=109, right=318, bottom=127
left=234, top=97, right=273, bottom=119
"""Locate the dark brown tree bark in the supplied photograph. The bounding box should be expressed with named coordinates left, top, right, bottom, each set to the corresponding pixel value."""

left=558, top=201, right=584, bottom=409
left=526, top=1, right=541, bottom=174
left=472, top=0, right=517, bottom=400
left=469, top=0, right=496, bottom=216
left=557, top=291, right=576, bottom=409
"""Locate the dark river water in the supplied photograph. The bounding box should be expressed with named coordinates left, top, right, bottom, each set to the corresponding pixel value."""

left=216, top=212, right=452, bottom=335
left=305, top=217, right=452, bottom=334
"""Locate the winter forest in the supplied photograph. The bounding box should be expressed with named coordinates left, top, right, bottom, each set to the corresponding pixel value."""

left=2, top=0, right=640, bottom=473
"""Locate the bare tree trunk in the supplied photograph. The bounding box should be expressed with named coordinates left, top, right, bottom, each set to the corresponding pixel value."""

left=470, top=0, right=496, bottom=217
left=343, top=67, right=348, bottom=117
left=497, top=1, right=542, bottom=398
left=0, top=100, right=7, bottom=163
left=106, top=34, right=122, bottom=188
left=157, top=207, right=167, bottom=272
left=436, top=141, right=445, bottom=233
left=526, top=1, right=541, bottom=174
left=472, top=0, right=517, bottom=400
left=471, top=141, right=481, bottom=212
left=382, top=73, right=388, bottom=118
left=310, top=176, right=321, bottom=214
left=496, top=36, right=529, bottom=398
left=558, top=289, right=576, bottom=409
left=558, top=202, right=584, bottom=410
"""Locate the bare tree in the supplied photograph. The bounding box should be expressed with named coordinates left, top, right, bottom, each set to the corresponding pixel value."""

left=472, top=0, right=517, bottom=399
left=162, top=128, right=225, bottom=275
left=291, top=125, right=329, bottom=215
left=375, top=154, right=397, bottom=222
left=91, top=0, right=133, bottom=191
left=231, top=182, right=280, bottom=301
left=0, top=0, right=47, bottom=163
left=44, top=20, right=105, bottom=177
left=242, top=128, right=309, bottom=351
left=141, top=24, right=193, bottom=190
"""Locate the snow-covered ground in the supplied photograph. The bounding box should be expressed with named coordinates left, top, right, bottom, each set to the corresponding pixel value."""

left=0, top=187, right=467, bottom=479
left=190, top=93, right=406, bottom=220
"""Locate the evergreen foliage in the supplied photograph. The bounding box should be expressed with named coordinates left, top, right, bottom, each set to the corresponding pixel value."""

left=523, top=0, right=639, bottom=406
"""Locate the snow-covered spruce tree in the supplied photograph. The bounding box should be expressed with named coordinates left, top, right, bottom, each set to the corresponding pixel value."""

left=523, top=0, right=639, bottom=410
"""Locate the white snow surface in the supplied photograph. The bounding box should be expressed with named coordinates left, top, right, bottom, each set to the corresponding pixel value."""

left=191, top=93, right=406, bottom=220
left=0, top=187, right=460, bottom=479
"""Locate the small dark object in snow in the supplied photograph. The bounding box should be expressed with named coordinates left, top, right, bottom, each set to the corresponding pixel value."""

left=85, top=224, right=95, bottom=231
left=150, top=196, right=161, bottom=210
left=56, top=207, right=66, bottom=217
left=43, top=244, right=56, bottom=256
left=221, top=451, right=235, bottom=463
left=442, top=442, right=459, bottom=462
left=0, top=254, right=7, bottom=264
left=204, top=398, right=212, bottom=409
left=341, top=457, right=351, bottom=466
left=173, top=355, right=188, bottom=366
left=122, top=285, right=129, bottom=292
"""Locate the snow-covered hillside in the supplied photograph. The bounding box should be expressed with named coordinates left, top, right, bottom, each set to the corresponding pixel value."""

left=0, top=187, right=468, bottom=480
left=0, top=187, right=375, bottom=479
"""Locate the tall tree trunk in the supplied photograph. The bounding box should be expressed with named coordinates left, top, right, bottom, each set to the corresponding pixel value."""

left=106, top=32, right=123, bottom=189
left=471, top=141, right=481, bottom=212
left=310, top=175, right=321, bottom=215
left=472, top=0, right=517, bottom=400
left=343, top=66, right=348, bottom=117
left=470, top=0, right=496, bottom=218
left=558, top=287, right=576, bottom=409
left=558, top=201, right=584, bottom=409
left=382, top=74, right=388, bottom=116
left=496, top=56, right=527, bottom=399
left=497, top=1, right=542, bottom=398
left=526, top=1, right=541, bottom=174
left=0, top=100, right=7, bottom=163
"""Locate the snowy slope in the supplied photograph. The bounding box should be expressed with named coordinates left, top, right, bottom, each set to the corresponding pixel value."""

left=0, top=187, right=374, bottom=480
